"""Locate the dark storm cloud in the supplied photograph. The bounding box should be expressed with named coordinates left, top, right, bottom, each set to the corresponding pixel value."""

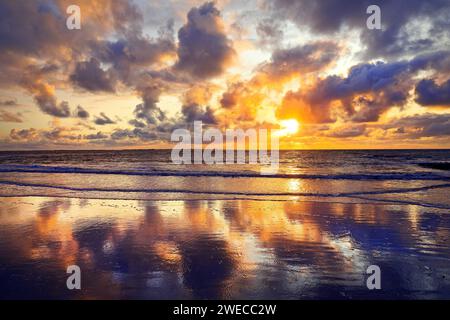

left=74, top=106, right=90, bottom=119
left=94, top=112, right=116, bottom=125
left=70, top=59, right=118, bottom=93
left=415, top=79, right=450, bottom=107
left=175, top=2, right=235, bottom=79
left=270, top=0, right=450, bottom=58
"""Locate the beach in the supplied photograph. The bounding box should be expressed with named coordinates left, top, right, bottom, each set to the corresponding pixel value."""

left=1, top=150, right=450, bottom=299
left=1, top=196, right=450, bottom=299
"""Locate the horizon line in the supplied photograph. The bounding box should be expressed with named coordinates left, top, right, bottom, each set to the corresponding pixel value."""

left=1, top=148, right=450, bottom=152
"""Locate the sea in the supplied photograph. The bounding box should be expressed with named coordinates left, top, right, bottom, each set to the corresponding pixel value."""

left=0, top=149, right=449, bottom=207
left=0, top=149, right=450, bottom=299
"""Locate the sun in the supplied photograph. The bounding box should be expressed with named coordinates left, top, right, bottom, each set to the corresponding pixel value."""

left=277, top=119, right=300, bottom=136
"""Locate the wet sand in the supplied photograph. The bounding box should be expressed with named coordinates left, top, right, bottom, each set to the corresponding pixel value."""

left=0, top=196, right=450, bottom=299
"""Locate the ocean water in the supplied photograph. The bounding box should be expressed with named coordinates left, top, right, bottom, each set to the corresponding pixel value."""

left=0, top=149, right=450, bottom=207
left=1, top=150, right=450, bottom=299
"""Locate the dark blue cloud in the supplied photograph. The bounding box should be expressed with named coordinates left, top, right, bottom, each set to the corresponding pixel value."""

left=71, top=59, right=117, bottom=93
left=182, top=104, right=217, bottom=124
left=74, top=105, right=90, bottom=119
left=415, top=79, right=450, bottom=107
left=175, top=2, right=235, bottom=79
left=94, top=112, right=116, bottom=125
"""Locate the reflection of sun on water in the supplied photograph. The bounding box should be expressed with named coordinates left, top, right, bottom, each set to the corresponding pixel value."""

left=276, top=119, right=299, bottom=137
left=288, top=179, right=302, bottom=192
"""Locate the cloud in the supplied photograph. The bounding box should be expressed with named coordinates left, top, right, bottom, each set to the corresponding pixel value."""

left=387, top=113, right=450, bottom=138
left=182, top=104, right=217, bottom=124
left=128, top=119, right=146, bottom=128
left=94, top=112, right=116, bottom=125
left=0, top=99, right=17, bottom=107
left=256, top=18, right=284, bottom=48
left=277, top=51, right=450, bottom=124
left=77, top=121, right=95, bottom=130
left=258, top=41, right=340, bottom=81
left=278, top=90, right=335, bottom=124
left=180, top=85, right=217, bottom=124
left=280, top=64, right=407, bottom=123
left=91, top=30, right=175, bottom=85
left=175, top=2, right=235, bottom=79
left=111, top=128, right=157, bottom=141
left=10, top=128, right=39, bottom=141
left=131, top=84, right=167, bottom=126
left=9, top=126, right=81, bottom=143
left=28, top=81, right=71, bottom=118
left=220, top=82, right=247, bottom=109
left=0, top=110, right=23, bottom=123
left=84, top=132, right=108, bottom=140
left=1, top=0, right=449, bottom=149
left=324, top=124, right=367, bottom=138
left=270, top=0, right=450, bottom=59
left=415, top=79, right=450, bottom=107
left=70, top=59, right=118, bottom=92
left=218, top=42, right=340, bottom=124
left=219, top=81, right=264, bottom=122
left=74, top=105, right=90, bottom=119
left=0, top=0, right=176, bottom=120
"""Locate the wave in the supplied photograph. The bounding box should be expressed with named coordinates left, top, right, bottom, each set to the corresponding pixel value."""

left=0, top=164, right=449, bottom=181
left=0, top=181, right=450, bottom=210
left=1, top=180, right=450, bottom=197
left=418, top=162, right=450, bottom=171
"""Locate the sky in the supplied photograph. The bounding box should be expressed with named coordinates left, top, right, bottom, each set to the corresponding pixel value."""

left=0, top=0, right=449, bottom=150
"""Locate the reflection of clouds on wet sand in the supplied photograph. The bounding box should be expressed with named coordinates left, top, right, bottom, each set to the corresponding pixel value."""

left=0, top=197, right=449, bottom=299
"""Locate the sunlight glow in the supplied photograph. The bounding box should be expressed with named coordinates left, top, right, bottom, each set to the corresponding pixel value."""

left=276, top=119, right=300, bottom=137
